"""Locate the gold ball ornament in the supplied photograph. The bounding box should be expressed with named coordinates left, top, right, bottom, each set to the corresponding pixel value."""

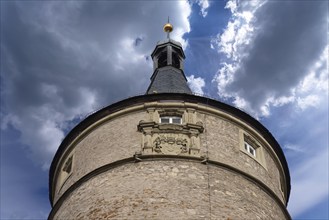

left=163, top=23, right=173, bottom=33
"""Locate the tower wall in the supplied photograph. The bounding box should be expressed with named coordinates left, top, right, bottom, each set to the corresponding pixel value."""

left=53, top=161, right=287, bottom=220
left=49, top=99, right=290, bottom=219
left=53, top=110, right=147, bottom=204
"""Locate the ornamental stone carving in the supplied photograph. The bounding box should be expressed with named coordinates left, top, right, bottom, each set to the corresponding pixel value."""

left=153, top=134, right=188, bottom=155
left=137, top=112, right=204, bottom=156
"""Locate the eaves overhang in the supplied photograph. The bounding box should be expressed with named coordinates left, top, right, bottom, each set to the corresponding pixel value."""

left=151, top=40, right=185, bottom=59
left=49, top=93, right=291, bottom=206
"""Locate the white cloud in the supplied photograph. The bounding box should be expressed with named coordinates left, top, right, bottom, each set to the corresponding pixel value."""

left=269, top=96, right=295, bottom=107
left=214, top=63, right=235, bottom=98
left=173, top=1, right=191, bottom=50
left=196, top=0, right=210, bottom=17
left=283, top=143, right=304, bottom=153
left=187, top=75, right=206, bottom=95
left=294, top=46, right=328, bottom=111
left=296, top=95, right=320, bottom=111
left=214, top=0, right=264, bottom=61
left=211, top=0, right=328, bottom=118
left=115, top=37, right=146, bottom=70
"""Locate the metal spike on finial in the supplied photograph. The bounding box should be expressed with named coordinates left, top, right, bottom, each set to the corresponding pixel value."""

left=163, top=16, right=173, bottom=39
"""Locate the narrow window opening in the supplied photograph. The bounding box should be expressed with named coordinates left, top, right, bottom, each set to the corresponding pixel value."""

left=172, top=53, right=180, bottom=69
left=158, top=52, right=167, bottom=68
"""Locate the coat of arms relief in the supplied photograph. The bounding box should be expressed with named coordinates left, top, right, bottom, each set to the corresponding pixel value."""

left=137, top=108, right=204, bottom=156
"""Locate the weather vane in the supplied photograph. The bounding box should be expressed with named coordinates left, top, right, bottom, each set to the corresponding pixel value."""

left=163, top=16, right=173, bottom=39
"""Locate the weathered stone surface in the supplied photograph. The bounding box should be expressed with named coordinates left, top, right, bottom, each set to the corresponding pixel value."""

left=200, top=113, right=285, bottom=202
left=51, top=102, right=289, bottom=219
left=209, top=165, right=286, bottom=219
left=53, top=161, right=287, bottom=220
left=55, top=111, right=147, bottom=203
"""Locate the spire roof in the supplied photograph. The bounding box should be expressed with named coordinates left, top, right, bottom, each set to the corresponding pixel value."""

left=146, top=66, right=192, bottom=94
left=146, top=21, right=192, bottom=95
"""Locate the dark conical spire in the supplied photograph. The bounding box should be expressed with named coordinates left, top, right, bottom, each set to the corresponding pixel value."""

left=146, top=21, right=192, bottom=95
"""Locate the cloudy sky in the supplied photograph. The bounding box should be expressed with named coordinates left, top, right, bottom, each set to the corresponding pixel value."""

left=1, top=0, right=328, bottom=219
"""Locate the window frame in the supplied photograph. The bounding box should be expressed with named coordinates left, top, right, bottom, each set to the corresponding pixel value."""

left=160, top=116, right=182, bottom=124
left=239, top=130, right=267, bottom=169
left=244, top=141, right=256, bottom=157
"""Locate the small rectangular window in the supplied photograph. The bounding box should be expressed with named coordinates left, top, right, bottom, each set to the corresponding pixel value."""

left=160, top=116, right=182, bottom=124
left=244, top=142, right=256, bottom=157
left=240, top=131, right=266, bottom=169
left=172, top=117, right=182, bottom=124
left=160, top=117, right=170, bottom=123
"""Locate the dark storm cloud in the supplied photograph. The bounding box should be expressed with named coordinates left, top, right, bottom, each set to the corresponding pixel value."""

left=0, top=2, right=193, bottom=218
left=218, top=0, right=327, bottom=111
left=1, top=1, right=191, bottom=167
left=2, top=2, right=145, bottom=110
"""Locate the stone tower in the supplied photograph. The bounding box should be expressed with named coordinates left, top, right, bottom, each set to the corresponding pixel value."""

left=48, top=22, right=291, bottom=219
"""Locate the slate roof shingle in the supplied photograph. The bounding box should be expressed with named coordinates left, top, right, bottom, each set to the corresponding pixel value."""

left=146, top=66, right=192, bottom=94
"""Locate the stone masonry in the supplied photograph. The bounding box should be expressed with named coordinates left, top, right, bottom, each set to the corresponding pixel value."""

left=49, top=100, right=290, bottom=219
left=53, top=161, right=287, bottom=219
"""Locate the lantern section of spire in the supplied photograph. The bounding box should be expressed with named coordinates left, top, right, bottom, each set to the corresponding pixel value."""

left=146, top=21, right=192, bottom=95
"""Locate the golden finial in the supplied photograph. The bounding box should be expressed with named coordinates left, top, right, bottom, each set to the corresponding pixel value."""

left=163, top=16, right=173, bottom=39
